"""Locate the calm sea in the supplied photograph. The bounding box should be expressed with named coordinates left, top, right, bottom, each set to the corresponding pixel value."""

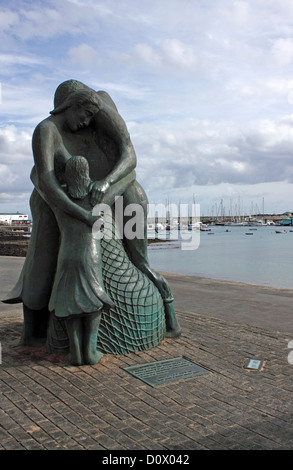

left=147, top=225, right=293, bottom=289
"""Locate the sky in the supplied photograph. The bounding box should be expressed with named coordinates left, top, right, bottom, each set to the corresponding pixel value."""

left=1, top=0, right=293, bottom=218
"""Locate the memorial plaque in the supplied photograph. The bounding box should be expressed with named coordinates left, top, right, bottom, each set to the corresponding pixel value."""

left=243, top=358, right=266, bottom=371
left=124, top=357, right=211, bottom=387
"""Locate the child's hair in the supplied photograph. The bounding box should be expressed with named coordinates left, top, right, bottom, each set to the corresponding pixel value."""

left=65, top=155, right=91, bottom=199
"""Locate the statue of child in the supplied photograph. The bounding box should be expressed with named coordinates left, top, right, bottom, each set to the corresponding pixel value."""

left=49, top=155, right=114, bottom=365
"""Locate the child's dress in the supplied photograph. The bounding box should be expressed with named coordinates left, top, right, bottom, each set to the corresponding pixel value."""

left=48, top=197, right=113, bottom=318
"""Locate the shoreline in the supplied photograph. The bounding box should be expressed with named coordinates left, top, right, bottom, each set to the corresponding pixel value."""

left=160, top=270, right=293, bottom=292
left=1, top=230, right=292, bottom=293
left=1, top=254, right=293, bottom=333
left=1, top=253, right=293, bottom=293
left=0, top=235, right=169, bottom=258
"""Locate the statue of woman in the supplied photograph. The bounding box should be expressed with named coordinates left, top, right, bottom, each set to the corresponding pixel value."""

left=3, top=80, right=180, bottom=348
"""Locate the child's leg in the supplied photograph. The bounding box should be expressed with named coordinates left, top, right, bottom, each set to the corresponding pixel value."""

left=65, top=316, right=83, bottom=366
left=83, top=312, right=103, bottom=365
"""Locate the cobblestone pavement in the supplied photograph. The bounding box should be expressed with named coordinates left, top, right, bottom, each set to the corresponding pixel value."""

left=1, top=304, right=293, bottom=451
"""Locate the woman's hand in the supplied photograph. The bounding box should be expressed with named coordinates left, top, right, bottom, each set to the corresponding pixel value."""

left=89, top=180, right=110, bottom=206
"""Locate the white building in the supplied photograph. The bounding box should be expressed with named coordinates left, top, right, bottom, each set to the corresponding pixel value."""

left=0, top=212, right=30, bottom=225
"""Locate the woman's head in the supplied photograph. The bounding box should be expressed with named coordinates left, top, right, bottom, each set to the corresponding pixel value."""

left=65, top=155, right=92, bottom=199
left=50, top=89, right=100, bottom=115
left=50, top=79, right=101, bottom=132
left=50, top=89, right=100, bottom=131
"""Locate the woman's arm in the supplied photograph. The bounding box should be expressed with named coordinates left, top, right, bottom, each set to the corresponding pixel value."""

left=32, top=121, right=95, bottom=227
left=89, top=101, right=137, bottom=205
left=99, top=170, right=136, bottom=207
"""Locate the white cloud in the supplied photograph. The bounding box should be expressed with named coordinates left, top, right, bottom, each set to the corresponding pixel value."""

left=270, top=38, right=293, bottom=67
left=0, top=82, right=53, bottom=127
left=68, top=43, right=101, bottom=66
left=120, top=39, right=198, bottom=74
left=92, top=81, right=152, bottom=102
left=132, top=114, right=293, bottom=195
left=160, top=39, right=198, bottom=70
left=0, top=10, right=19, bottom=30
left=0, top=53, right=47, bottom=68
left=0, top=2, right=103, bottom=41
left=1, top=0, right=293, bottom=214
left=0, top=125, right=33, bottom=212
left=222, top=1, right=253, bottom=28
left=0, top=125, right=32, bottom=164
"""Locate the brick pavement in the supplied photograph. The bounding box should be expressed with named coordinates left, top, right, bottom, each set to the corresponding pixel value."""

left=1, top=302, right=293, bottom=451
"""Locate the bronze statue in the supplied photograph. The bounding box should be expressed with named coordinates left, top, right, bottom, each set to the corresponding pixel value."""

left=3, top=80, right=180, bottom=365
left=48, top=155, right=114, bottom=365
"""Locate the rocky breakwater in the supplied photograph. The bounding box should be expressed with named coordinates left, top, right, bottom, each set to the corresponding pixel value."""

left=0, top=227, right=29, bottom=257
left=0, top=227, right=168, bottom=258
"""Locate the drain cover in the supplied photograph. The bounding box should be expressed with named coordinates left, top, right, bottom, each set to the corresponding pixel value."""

left=124, top=357, right=211, bottom=387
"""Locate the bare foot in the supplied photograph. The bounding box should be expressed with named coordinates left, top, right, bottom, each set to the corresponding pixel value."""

left=164, top=301, right=181, bottom=338
left=84, top=348, right=104, bottom=365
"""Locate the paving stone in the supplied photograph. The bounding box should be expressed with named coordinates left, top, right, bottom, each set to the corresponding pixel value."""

left=1, top=264, right=293, bottom=450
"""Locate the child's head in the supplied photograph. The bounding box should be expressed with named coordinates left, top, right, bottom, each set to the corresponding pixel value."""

left=65, top=155, right=91, bottom=199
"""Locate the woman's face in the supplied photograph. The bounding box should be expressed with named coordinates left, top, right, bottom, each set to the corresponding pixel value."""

left=64, top=103, right=97, bottom=132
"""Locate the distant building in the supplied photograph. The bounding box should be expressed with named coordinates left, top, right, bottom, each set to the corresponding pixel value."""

left=280, top=216, right=293, bottom=226
left=0, top=212, right=30, bottom=225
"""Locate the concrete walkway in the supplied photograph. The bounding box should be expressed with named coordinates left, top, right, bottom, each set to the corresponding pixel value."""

left=1, top=256, right=293, bottom=451
left=163, top=271, right=293, bottom=334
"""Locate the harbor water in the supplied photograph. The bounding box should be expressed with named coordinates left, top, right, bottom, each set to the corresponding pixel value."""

left=147, top=225, right=293, bottom=289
